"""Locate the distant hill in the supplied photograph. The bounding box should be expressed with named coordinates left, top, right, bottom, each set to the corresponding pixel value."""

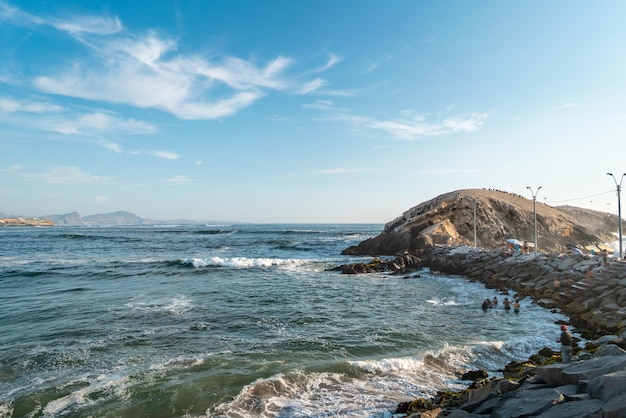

left=38, top=211, right=220, bottom=226
left=342, top=188, right=620, bottom=255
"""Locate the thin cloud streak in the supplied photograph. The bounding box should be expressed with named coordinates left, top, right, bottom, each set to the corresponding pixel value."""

left=306, top=100, right=487, bottom=140
left=17, top=165, right=114, bottom=184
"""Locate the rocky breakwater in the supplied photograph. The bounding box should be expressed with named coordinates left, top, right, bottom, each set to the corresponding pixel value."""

left=422, top=246, right=626, bottom=338
left=396, top=336, right=626, bottom=417
left=389, top=247, right=626, bottom=417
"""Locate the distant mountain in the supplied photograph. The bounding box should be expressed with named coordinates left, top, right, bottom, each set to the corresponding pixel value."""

left=45, top=211, right=88, bottom=226
left=82, top=211, right=151, bottom=226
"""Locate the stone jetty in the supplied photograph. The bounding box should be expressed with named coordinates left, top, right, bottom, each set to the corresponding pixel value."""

left=391, top=245, right=626, bottom=417
left=421, top=245, right=626, bottom=338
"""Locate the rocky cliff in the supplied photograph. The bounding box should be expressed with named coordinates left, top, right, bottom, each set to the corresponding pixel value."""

left=342, top=189, right=618, bottom=256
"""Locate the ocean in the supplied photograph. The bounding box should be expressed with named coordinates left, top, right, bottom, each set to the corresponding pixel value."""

left=0, top=224, right=569, bottom=417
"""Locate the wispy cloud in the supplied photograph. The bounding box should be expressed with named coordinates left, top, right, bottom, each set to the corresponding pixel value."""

left=314, top=53, right=342, bottom=73
left=166, top=174, right=193, bottom=185
left=0, top=1, right=122, bottom=35
left=149, top=150, right=180, bottom=160
left=18, top=165, right=113, bottom=184
left=49, top=112, right=155, bottom=135
left=552, top=102, right=577, bottom=110
left=0, top=96, right=63, bottom=113
left=2, top=3, right=350, bottom=120
left=298, top=78, right=327, bottom=94
left=305, top=100, right=487, bottom=140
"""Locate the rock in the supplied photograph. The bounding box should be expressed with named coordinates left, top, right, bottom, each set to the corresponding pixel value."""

left=594, top=344, right=626, bottom=357
left=533, top=399, right=604, bottom=418
left=603, top=392, right=626, bottom=418
left=537, top=363, right=568, bottom=386
left=561, top=355, right=626, bottom=385
left=460, top=369, right=488, bottom=381
left=587, top=370, right=626, bottom=402
left=490, top=388, right=565, bottom=418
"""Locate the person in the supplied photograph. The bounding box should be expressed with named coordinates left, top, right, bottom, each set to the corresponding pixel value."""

left=584, top=267, right=595, bottom=281
left=482, top=298, right=491, bottom=311
left=513, top=300, right=520, bottom=313
left=602, top=248, right=609, bottom=267
left=522, top=241, right=529, bottom=254
left=503, top=297, right=511, bottom=310
left=557, top=325, right=573, bottom=364
left=492, top=296, right=498, bottom=306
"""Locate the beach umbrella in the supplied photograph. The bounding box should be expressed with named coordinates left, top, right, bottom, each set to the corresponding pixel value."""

left=506, top=238, right=523, bottom=246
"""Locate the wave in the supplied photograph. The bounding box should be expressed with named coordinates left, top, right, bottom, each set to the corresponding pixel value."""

left=182, top=257, right=306, bottom=269
left=210, top=333, right=560, bottom=418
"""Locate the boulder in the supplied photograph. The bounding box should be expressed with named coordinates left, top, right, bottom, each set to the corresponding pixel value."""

left=490, top=388, right=565, bottom=418
left=587, top=370, right=626, bottom=402
left=604, top=392, right=626, bottom=418
left=533, top=399, right=604, bottom=418
left=561, top=355, right=626, bottom=385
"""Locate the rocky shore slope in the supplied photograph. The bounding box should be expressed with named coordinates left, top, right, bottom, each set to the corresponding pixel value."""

left=382, top=246, right=626, bottom=417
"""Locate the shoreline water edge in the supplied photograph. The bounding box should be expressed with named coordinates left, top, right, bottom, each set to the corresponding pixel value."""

left=376, top=246, right=626, bottom=417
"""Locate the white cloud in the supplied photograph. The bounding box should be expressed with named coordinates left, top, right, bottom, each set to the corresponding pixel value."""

left=553, top=102, right=577, bottom=110
left=21, top=165, right=113, bottom=184
left=94, top=195, right=110, bottom=203
left=166, top=174, right=193, bottom=185
left=49, top=112, right=155, bottom=135
left=0, top=97, right=63, bottom=113
left=32, top=29, right=293, bottom=120
left=51, top=15, right=122, bottom=36
left=150, top=150, right=180, bottom=160
left=306, top=100, right=487, bottom=140
left=298, top=78, right=327, bottom=94
left=0, top=1, right=121, bottom=35
left=98, top=140, right=122, bottom=153
left=3, top=3, right=351, bottom=121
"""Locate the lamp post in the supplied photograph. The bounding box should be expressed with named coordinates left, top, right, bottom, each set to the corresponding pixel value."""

left=527, top=186, right=542, bottom=254
left=607, top=173, right=625, bottom=260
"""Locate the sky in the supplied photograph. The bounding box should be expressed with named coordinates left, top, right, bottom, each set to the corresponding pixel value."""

left=1, top=1, right=626, bottom=223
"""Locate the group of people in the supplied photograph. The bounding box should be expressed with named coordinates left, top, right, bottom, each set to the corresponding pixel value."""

left=482, top=296, right=520, bottom=313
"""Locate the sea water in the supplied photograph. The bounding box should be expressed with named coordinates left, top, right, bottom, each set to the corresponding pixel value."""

left=0, top=224, right=569, bottom=417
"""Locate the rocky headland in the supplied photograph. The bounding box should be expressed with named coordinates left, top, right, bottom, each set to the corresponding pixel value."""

left=342, top=189, right=618, bottom=256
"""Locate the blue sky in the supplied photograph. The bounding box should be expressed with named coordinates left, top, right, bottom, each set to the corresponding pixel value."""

left=1, top=1, right=625, bottom=223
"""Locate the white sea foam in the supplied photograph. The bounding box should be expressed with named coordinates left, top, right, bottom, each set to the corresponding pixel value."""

left=208, top=370, right=404, bottom=418
left=125, top=295, right=193, bottom=316
left=41, top=374, right=130, bottom=417
left=426, top=297, right=460, bottom=306
left=186, top=256, right=305, bottom=269
left=0, top=401, right=13, bottom=418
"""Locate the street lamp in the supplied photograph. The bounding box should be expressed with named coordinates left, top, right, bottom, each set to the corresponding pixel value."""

left=527, top=186, right=542, bottom=254
left=607, top=173, right=625, bottom=260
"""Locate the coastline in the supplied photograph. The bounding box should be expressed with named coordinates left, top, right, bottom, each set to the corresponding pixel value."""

left=0, top=217, right=54, bottom=226
left=393, top=246, right=626, bottom=417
